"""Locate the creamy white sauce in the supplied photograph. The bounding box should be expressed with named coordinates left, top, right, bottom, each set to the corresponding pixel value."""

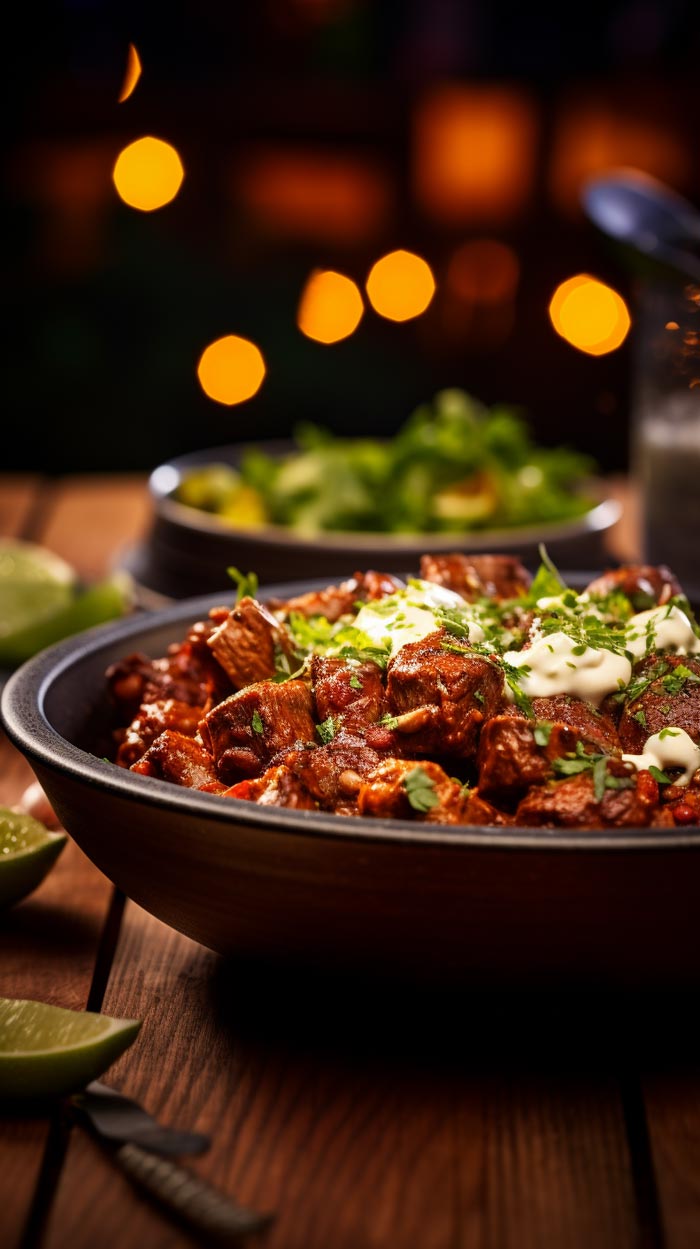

left=503, top=630, right=632, bottom=707
left=622, top=728, right=700, bottom=786
left=625, top=605, right=700, bottom=659
left=352, top=580, right=485, bottom=657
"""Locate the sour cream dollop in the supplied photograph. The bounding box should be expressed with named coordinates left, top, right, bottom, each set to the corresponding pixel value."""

left=625, top=605, right=700, bottom=660
left=622, top=727, right=700, bottom=786
left=503, top=631, right=632, bottom=707
left=352, top=581, right=485, bottom=658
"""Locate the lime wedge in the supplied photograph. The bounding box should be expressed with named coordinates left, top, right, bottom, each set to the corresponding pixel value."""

left=0, top=569, right=132, bottom=666
left=0, top=807, right=67, bottom=909
left=0, top=539, right=76, bottom=657
left=0, top=998, right=142, bottom=1100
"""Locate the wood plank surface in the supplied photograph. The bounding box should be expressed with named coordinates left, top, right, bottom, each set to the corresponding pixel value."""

left=45, top=900, right=644, bottom=1249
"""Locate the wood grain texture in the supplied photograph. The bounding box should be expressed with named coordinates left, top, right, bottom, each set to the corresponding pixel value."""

left=0, top=475, right=43, bottom=538
left=36, top=475, right=150, bottom=581
left=46, top=900, right=644, bottom=1249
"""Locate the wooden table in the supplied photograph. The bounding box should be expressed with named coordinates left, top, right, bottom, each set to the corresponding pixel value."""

left=2, top=473, right=700, bottom=1249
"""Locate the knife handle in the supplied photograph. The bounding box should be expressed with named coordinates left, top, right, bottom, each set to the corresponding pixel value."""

left=114, top=1141, right=272, bottom=1244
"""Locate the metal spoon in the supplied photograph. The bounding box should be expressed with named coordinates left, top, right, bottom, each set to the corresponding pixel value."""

left=581, top=168, right=700, bottom=282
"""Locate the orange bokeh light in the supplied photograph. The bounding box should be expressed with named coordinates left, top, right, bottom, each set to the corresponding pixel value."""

left=112, top=137, right=184, bottom=212
left=197, top=336, right=266, bottom=406
left=366, top=250, right=435, bottom=322
left=118, top=44, right=142, bottom=103
left=297, top=270, right=364, bottom=343
left=549, top=275, right=630, bottom=356
left=413, top=85, right=536, bottom=224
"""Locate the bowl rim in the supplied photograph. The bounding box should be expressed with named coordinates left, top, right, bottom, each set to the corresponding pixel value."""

left=2, top=580, right=699, bottom=854
left=149, top=441, right=622, bottom=553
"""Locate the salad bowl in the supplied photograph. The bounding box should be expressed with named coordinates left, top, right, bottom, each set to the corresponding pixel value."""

left=3, top=579, right=700, bottom=988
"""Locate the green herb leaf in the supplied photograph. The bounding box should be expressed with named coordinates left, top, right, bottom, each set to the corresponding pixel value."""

left=403, top=767, right=440, bottom=813
left=649, top=765, right=673, bottom=784
left=227, top=567, right=259, bottom=602
left=633, top=708, right=647, bottom=729
left=316, top=716, right=336, bottom=745
left=659, top=727, right=680, bottom=740
left=533, top=722, right=553, bottom=747
left=251, top=710, right=264, bottom=735
left=349, top=673, right=363, bottom=691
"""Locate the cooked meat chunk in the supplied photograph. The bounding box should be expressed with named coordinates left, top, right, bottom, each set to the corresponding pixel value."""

left=223, top=766, right=318, bottom=810
left=514, top=762, right=659, bottom=828
left=357, top=759, right=469, bottom=824
left=272, top=736, right=380, bottom=814
left=206, top=597, right=296, bottom=689
left=477, top=715, right=582, bottom=803
left=116, top=698, right=205, bottom=768
left=461, top=789, right=515, bottom=826
left=268, top=570, right=405, bottom=623
left=106, top=633, right=231, bottom=722
left=529, top=696, right=621, bottom=755
left=130, top=731, right=219, bottom=789
left=383, top=630, right=504, bottom=757
left=419, top=553, right=531, bottom=601
left=585, top=564, right=683, bottom=609
left=312, top=657, right=387, bottom=730
left=617, top=654, right=700, bottom=752
left=200, top=679, right=316, bottom=782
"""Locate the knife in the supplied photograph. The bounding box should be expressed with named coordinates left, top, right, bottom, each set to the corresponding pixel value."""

left=72, top=1082, right=273, bottom=1244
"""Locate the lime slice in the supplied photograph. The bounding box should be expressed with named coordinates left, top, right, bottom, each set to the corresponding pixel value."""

left=0, top=570, right=132, bottom=666
left=0, top=807, right=67, bottom=909
left=0, top=998, right=141, bottom=1100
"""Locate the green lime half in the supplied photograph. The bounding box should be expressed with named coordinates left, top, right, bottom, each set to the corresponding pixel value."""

left=0, top=807, right=67, bottom=909
left=0, top=998, right=142, bottom=1100
left=0, top=569, right=132, bottom=666
left=0, top=539, right=77, bottom=659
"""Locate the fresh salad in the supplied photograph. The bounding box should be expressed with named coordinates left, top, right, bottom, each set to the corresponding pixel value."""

left=174, top=389, right=597, bottom=536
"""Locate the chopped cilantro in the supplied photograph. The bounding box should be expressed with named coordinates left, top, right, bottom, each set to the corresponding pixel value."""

left=659, top=727, right=680, bottom=740
left=473, top=689, right=485, bottom=705
left=661, top=665, right=700, bottom=696
left=316, top=717, right=336, bottom=745
left=404, top=767, right=440, bottom=813
left=349, top=673, right=363, bottom=691
left=649, top=765, right=673, bottom=784
left=534, top=722, right=553, bottom=747
left=633, top=708, right=647, bottom=729
left=251, top=710, right=264, bottom=735
left=377, top=713, right=400, bottom=730
left=227, top=567, right=259, bottom=602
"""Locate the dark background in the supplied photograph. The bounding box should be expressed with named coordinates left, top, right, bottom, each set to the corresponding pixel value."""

left=4, top=0, right=700, bottom=474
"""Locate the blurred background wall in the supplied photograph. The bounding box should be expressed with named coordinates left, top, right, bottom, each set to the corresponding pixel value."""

left=4, top=0, right=700, bottom=474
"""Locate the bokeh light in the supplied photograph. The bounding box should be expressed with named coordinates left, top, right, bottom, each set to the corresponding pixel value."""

left=365, top=250, right=436, bottom=322
left=118, top=44, right=142, bottom=103
left=297, top=270, right=364, bottom=343
left=112, top=137, right=184, bottom=211
left=549, top=275, right=631, bottom=355
left=447, top=239, right=520, bottom=304
left=197, top=335, right=266, bottom=405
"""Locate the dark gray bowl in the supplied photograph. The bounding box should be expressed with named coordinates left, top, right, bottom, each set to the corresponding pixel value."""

left=125, top=442, right=622, bottom=600
left=3, top=582, right=699, bottom=988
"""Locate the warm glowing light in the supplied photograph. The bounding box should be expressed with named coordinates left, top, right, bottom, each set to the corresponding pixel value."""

left=550, top=106, right=689, bottom=215
left=197, top=336, right=266, bottom=406
left=118, top=44, right=142, bottom=102
left=366, top=250, right=435, bottom=322
left=666, top=321, right=680, bottom=331
left=549, top=275, right=630, bottom=355
left=234, top=150, right=391, bottom=244
left=297, top=270, right=364, bottom=343
left=414, top=86, right=536, bottom=224
left=112, top=137, right=184, bottom=211
left=447, top=239, right=520, bottom=304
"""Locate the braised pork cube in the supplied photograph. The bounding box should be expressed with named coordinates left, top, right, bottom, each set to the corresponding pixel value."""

left=130, top=730, right=219, bottom=789
left=357, top=759, right=469, bottom=824
left=477, top=715, right=582, bottom=804
left=116, top=698, right=205, bottom=768
left=514, top=762, right=659, bottom=829
left=206, top=597, right=296, bottom=689
left=617, top=654, right=700, bottom=752
left=461, top=789, right=515, bottom=826
left=585, top=564, right=683, bottom=610
left=383, top=630, right=504, bottom=757
left=529, top=695, right=621, bottom=756
left=312, top=656, right=387, bottom=731
left=272, top=736, right=380, bottom=814
left=223, top=766, right=318, bottom=810
left=419, top=553, right=531, bottom=601
left=268, top=570, right=405, bottom=623
left=200, top=679, right=316, bottom=782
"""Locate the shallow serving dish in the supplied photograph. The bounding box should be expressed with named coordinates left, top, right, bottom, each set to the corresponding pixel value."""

left=3, top=580, right=699, bottom=988
left=124, top=442, right=622, bottom=600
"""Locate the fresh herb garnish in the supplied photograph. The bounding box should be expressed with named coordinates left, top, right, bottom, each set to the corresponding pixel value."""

left=534, top=722, right=553, bottom=747
left=403, top=767, right=440, bottom=812
left=649, top=765, right=673, bottom=784
left=377, top=713, right=400, bottom=730
left=659, top=727, right=680, bottom=740
left=316, top=717, right=336, bottom=745
left=251, top=710, right=264, bottom=735
left=473, top=689, right=485, bottom=705
left=661, top=665, right=700, bottom=696
left=633, top=708, right=647, bottom=729
left=227, top=567, right=259, bottom=602
left=349, top=673, right=363, bottom=691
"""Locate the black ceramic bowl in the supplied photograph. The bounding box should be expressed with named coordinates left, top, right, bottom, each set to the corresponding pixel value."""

left=123, top=442, right=622, bottom=600
left=3, top=580, right=700, bottom=988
